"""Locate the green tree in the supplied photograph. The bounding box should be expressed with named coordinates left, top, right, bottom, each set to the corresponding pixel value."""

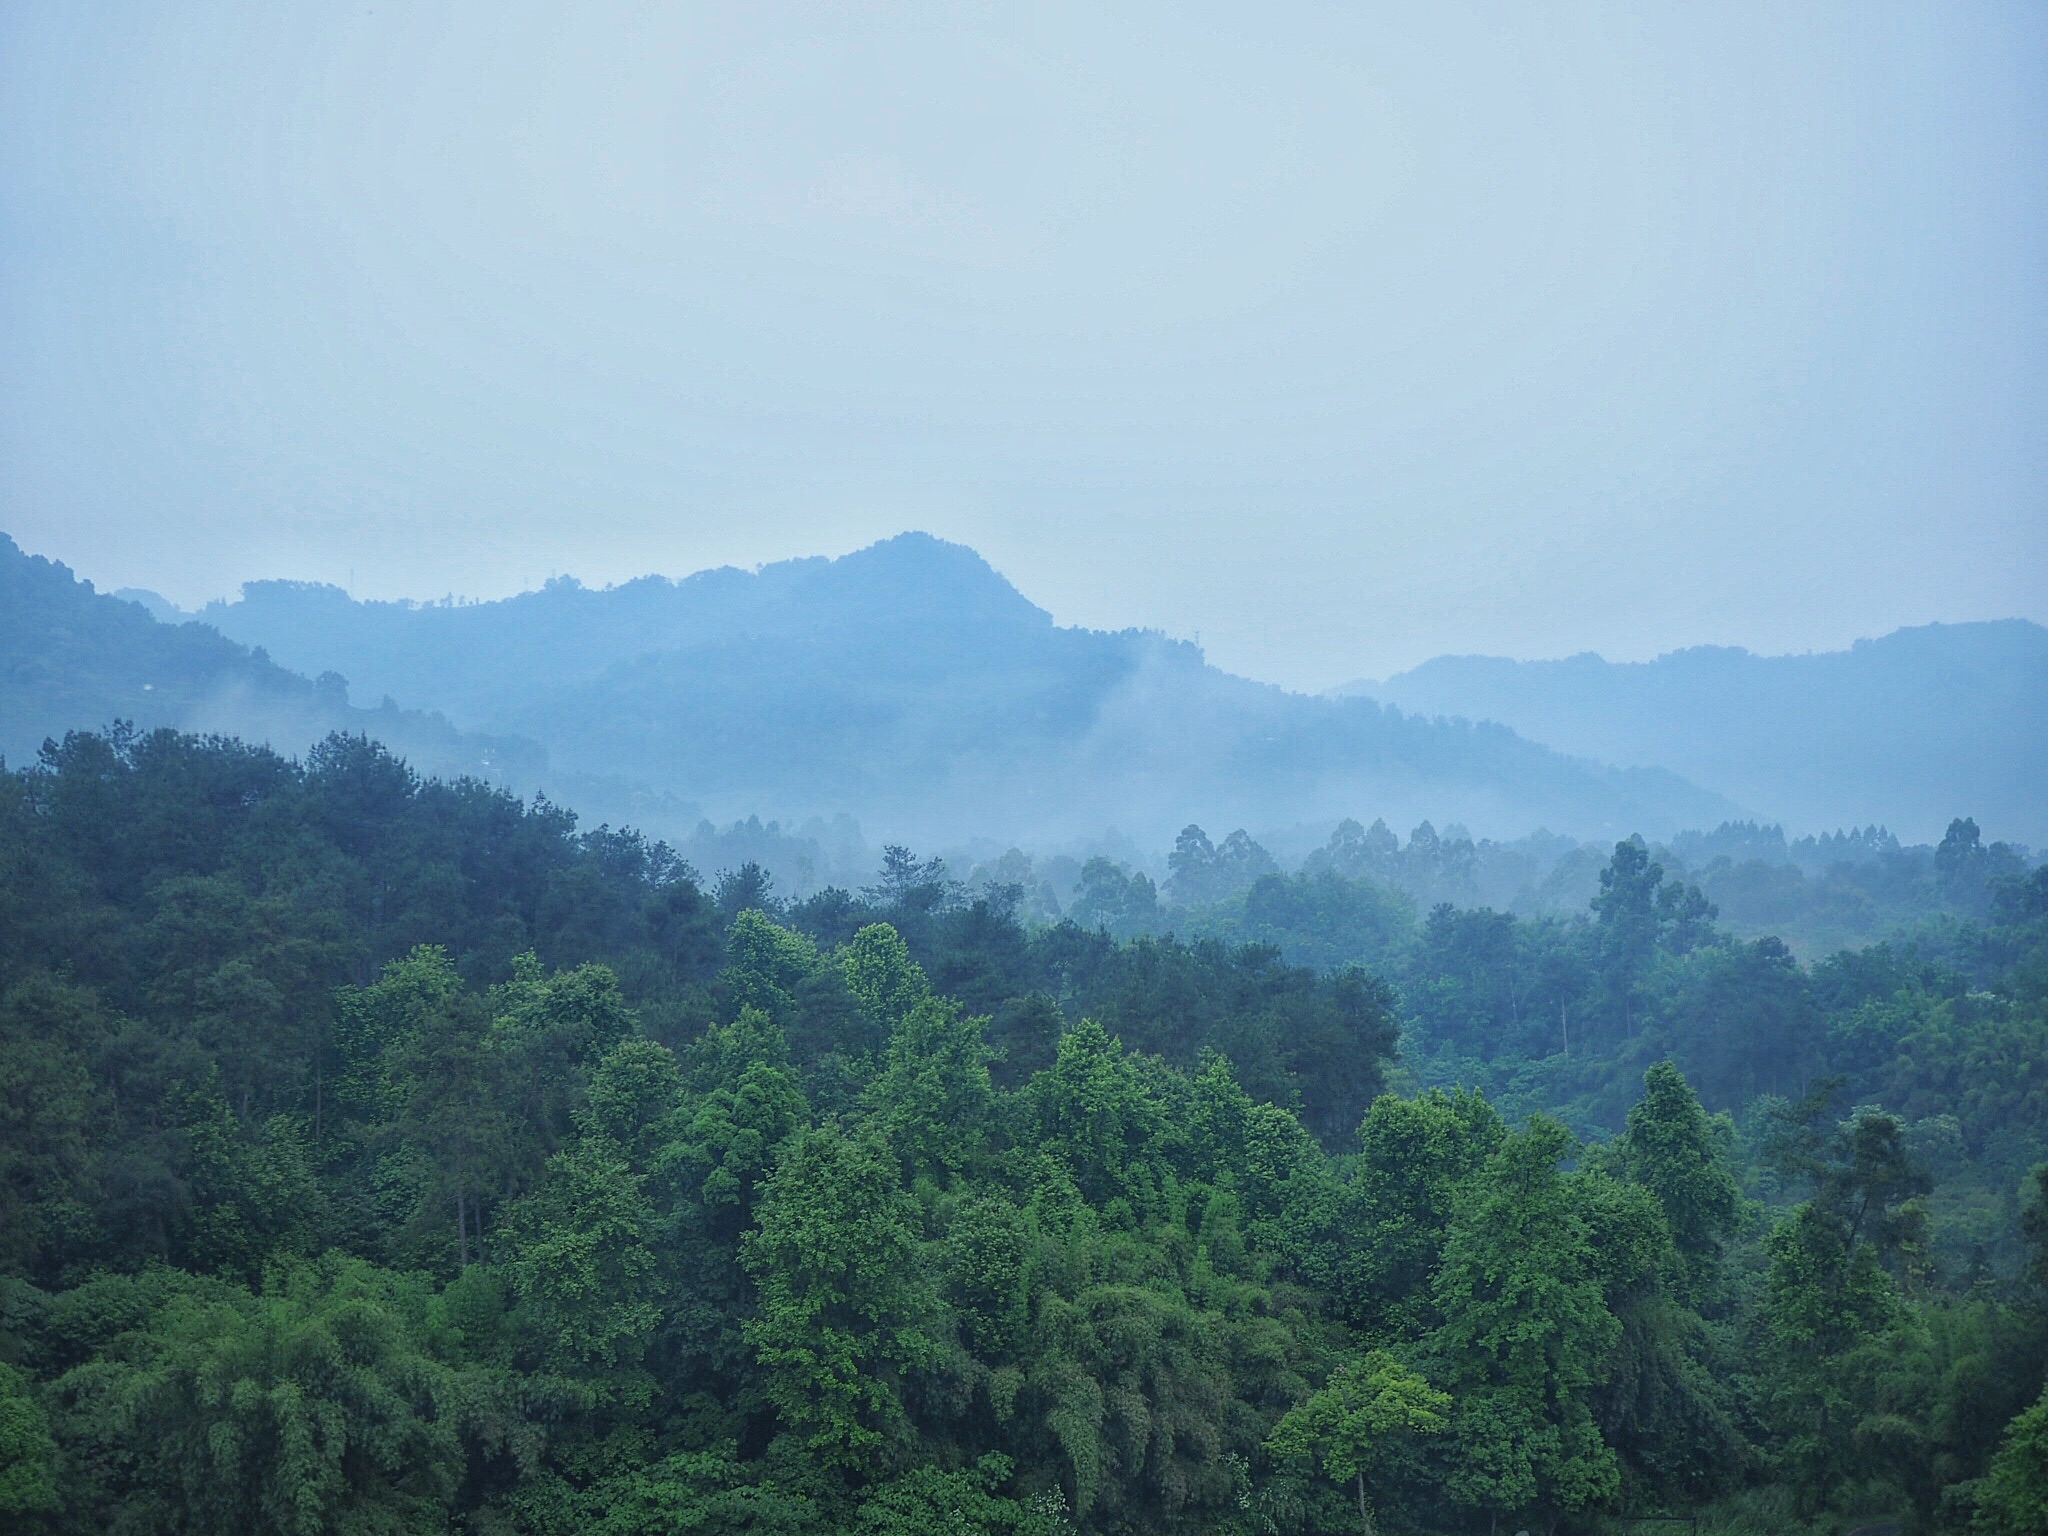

left=724, top=911, right=824, bottom=1028
left=569, top=1447, right=823, bottom=1535
left=1976, top=1383, right=2048, bottom=1536
left=381, top=950, right=513, bottom=1269
left=498, top=1137, right=659, bottom=1401
left=1338, top=1088, right=1503, bottom=1330
left=852, top=1455, right=1061, bottom=1535
left=1026, top=1017, right=1172, bottom=1213
left=0, top=1361, right=58, bottom=1522
left=578, top=1036, right=686, bottom=1171
left=1067, top=859, right=1160, bottom=939
left=490, top=953, right=637, bottom=1161
left=666, top=1007, right=808, bottom=1236
left=944, top=1192, right=1032, bottom=1357
left=1266, top=1351, right=1450, bottom=1532
left=1608, top=1062, right=1739, bottom=1303
left=865, top=994, right=999, bottom=1183
left=1432, top=1116, right=1624, bottom=1523
left=740, top=1124, right=935, bottom=1470
left=838, top=923, right=929, bottom=1038
left=1592, top=838, right=1664, bottom=1037
left=47, top=1256, right=532, bottom=1536
left=0, top=975, right=110, bottom=1281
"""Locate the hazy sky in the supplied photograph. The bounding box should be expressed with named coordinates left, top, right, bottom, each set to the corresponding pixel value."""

left=4, top=2, right=2044, bottom=690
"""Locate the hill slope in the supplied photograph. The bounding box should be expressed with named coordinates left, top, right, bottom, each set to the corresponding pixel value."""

left=193, top=532, right=1733, bottom=844
left=0, top=533, right=542, bottom=788
left=1347, top=622, right=2048, bottom=844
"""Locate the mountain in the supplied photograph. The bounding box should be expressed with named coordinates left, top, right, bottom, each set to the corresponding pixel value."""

left=191, top=532, right=1733, bottom=846
left=0, top=533, right=544, bottom=789
left=1344, top=622, right=2048, bottom=845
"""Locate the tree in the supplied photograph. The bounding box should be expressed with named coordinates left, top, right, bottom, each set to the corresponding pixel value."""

left=1976, top=1383, right=2048, bottom=1536
left=1609, top=1062, right=1739, bottom=1303
left=0, top=1362, right=58, bottom=1522
left=568, top=1448, right=823, bottom=1534
left=666, top=1006, right=808, bottom=1236
left=0, top=975, right=110, bottom=1281
left=387, top=956, right=513, bottom=1269
left=1166, top=825, right=1219, bottom=905
left=489, top=953, right=637, bottom=1163
left=838, top=923, right=929, bottom=1039
left=578, top=1036, right=685, bottom=1171
left=1339, top=1088, right=1502, bottom=1330
left=1167, top=825, right=1277, bottom=906
left=47, top=1257, right=530, bottom=1536
left=1266, top=1351, right=1450, bottom=1532
left=863, top=846, right=959, bottom=944
left=1592, top=839, right=1662, bottom=1038
left=865, top=994, right=999, bottom=1182
left=712, top=861, right=779, bottom=923
left=724, top=910, right=825, bottom=1026
left=1027, top=1017, right=1171, bottom=1212
left=943, top=1192, right=1031, bottom=1357
left=1304, top=817, right=1400, bottom=883
left=1067, top=859, right=1159, bottom=938
left=1760, top=1104, right=1930, bottom=1511
left=852, top=1455, right=1062, bottom=1535
left=1681, top=938, right=1821, bottom=1104
left=337, top=946, right=513, bottom=1268
left=1432, top=1117, right=1624, bottom=1523
left=1935, top=816, right=1984, bottom=888
left=740, top=1124, right=935, bottom=1470
left=498, top=1137, right=659, bottom=1401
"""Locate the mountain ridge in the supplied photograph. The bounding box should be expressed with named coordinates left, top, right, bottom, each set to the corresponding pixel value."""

left=44, top=530, right=1739, bottom=846
left=1345, top=619, right=2048, bottom=844
left=21, top=529, right=2033, bottom=848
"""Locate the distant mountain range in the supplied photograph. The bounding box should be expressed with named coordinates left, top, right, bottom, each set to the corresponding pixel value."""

left=17, top=528, right=2031, bottom=851
left=55, top=531, right=1729, bottom=846
left=1340, top=621, right=2048, bottom=846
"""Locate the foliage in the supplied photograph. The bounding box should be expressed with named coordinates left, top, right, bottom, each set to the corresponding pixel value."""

left=1975, top=1383, right=2048, bottom=1536
left=1266, top=1350, right=1450, bottom=1528
left=0, top=729, right=2042, bottom=1535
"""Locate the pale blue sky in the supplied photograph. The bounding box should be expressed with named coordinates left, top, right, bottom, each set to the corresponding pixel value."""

left=3, top=1, right=2043, bottom=689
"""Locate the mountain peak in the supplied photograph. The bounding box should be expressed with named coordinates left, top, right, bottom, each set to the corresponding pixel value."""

left=782, top=532, right=1053, bottom=631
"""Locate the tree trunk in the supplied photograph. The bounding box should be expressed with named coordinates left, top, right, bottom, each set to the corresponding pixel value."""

left=456, top=1187, right=469, bottom=1268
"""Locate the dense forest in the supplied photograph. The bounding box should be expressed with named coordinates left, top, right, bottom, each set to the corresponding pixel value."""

left=2, top=726, right=2045, bottom=1535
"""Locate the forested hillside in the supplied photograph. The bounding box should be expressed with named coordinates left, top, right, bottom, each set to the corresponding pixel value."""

left=189, top=532, right=1734, bottom=845
left=2, top=728, right=2044, bottom=1535
left=0, top=533, right=540, bottom=792
left=1350, top=623, right=2048, bottom=846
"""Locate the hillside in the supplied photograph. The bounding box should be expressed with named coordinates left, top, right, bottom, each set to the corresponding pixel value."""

left=193, top=532, right=1734, bottom=845
left=0, top=533, right=541, bottom=788
left=1345, top=621, right=2048, bottom=845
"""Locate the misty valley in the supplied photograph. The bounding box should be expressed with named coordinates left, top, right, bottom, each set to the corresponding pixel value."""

left=9, top=0, right=2044, bottom=1528
left=1, top=531, right=2045, bottom=1536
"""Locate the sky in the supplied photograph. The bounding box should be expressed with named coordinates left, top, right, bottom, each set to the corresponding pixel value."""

left=2, top=1, right=2044, bottom=692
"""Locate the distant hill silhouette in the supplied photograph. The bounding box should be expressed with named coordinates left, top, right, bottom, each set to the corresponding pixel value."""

left=1342, top=623, right=2048, bottom=844
left=191, top=532, right=1733, bottom=845
left=0, top=533, right=542, bottom=788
